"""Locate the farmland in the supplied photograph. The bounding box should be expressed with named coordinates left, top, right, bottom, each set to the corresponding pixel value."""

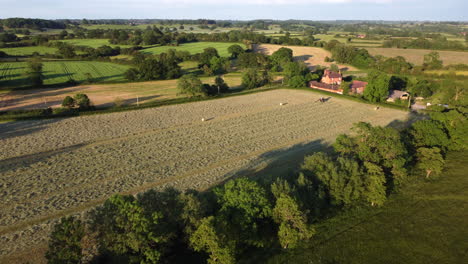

left=365, top=48, right=468, bottom=65
left=0, top=72, right=243, bottom=111
left=0, top=46, right=58, bottom=56
left=0, top=61, right=130, bottom=88
left=0, top=89, right=409, bottom=260
left=56, top=39, right=135, bottom=48
left=141, top=42, right=245, bottom=57
left=253, top=44, right=357, bottom=71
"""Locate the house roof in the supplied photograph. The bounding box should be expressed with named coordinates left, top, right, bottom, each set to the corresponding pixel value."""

left=388, top=90, right=409, bottom=99
left=324, top=69, right=342, bottom=79
left=350, top=80, right=367, bottom=89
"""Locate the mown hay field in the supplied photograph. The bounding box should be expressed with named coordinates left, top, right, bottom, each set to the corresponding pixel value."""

left=141, top=42, right=245, bottom=57
left=0, top=46, right=58, bottom=56
left=253, top=44, right=358, bottom=71
left=0, top=89, right=409, bottom=260
left=0, top=72, right=243, bottom=111
left=365, top=48, right=468, bottom=65
left=0, top=61, right=130, bottom=88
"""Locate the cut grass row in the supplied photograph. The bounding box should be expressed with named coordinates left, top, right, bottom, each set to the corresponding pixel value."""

left=0, top=46, right=58, bottom=56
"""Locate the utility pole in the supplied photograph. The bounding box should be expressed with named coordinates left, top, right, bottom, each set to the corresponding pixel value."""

left=137, top=95, right=139, bottom=106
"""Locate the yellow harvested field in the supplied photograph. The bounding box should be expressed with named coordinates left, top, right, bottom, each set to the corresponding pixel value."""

left=365, top=48, right=468, bottom=65
left=253, top=44, right=357, bottom=71
left=0, top=89, right=409, bottom=261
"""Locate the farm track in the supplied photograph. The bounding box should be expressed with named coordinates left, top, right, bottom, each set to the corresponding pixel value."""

left=0, top=89, right=409, bottom=258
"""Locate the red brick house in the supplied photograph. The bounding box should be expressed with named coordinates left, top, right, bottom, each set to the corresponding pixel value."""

left=321, top=69, right=342, bottom=85
left=350, top=80, right=367, bottom=94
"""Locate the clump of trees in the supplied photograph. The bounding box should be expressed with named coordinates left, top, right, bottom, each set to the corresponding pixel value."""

left=178, top=74, right=230, bottom=96
left=61, top=93, right=92, bottom=109
left=124, top=51, right=182, bottom=81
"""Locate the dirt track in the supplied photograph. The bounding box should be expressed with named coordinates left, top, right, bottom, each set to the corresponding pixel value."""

left=0, top=89, right=408, bottom=262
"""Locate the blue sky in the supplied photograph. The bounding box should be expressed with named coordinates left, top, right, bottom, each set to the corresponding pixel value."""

left=0, top=0, right=466, bottom=21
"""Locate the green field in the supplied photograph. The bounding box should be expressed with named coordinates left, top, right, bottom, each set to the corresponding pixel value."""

left=57, top=39, right=135, bottom=48
left=260, top=151, right=468, bottom=264
left=141, top=42, right=245, bottom=57
left=0, top=46, right=58, bottom=56
left=0, top=61, right=130, bottom=87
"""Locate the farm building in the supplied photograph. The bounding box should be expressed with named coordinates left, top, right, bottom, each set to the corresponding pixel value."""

left=350, top=80, right=367, bottom=94
left=387, top=90, right=410, bottom=102
left=321, top=69, right=342, bottom=85
left=356, top=34, right=367, bottom=39
left=309, top=81, right=343, bottom=94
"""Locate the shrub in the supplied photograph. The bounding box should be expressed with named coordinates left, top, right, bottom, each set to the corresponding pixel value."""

left=62, top=96, right=75, bottom=108
left=73, top=93, right=91, bottom=109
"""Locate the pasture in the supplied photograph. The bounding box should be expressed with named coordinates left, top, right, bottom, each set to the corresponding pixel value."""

left=365, top=48, right=468, bottom=65
left=0, top=89, right=409, bottom=260
left=0, top=61, right=130, bottom=88
left=0, top=46, right=58, bottom=56
left=264, top=150, right=468, bottom=264
left=253, top=44, right=357, bottom=71
left=57, top=39, right=135, bottom=48
left=141, top=42, right=245, bottom=57
left=0, top=72, right=243, bottom=111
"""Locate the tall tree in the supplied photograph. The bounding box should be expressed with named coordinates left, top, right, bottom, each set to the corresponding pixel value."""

left=416, top=147, right=445, bottom=178
left=363, top=70, right=391, bottom=102
left=177, top=74, right=204, bottom=96
left=272, top=194, right=315, bottom=249
left=46, top=216, right=85, bottom=264
left=26, top=57, right=44, bottom=87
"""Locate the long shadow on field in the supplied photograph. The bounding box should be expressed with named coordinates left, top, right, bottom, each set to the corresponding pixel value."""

left=97, top=95, right=163, bottom=108
left=0, top=118, right=62, bottom=141
left=0, top=142, right=87, bottom=174
left=222, top=139, right=332, bottom=186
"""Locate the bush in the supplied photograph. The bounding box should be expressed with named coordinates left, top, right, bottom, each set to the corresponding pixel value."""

left=45, top=216, right=84, bottom=264
left=73, top=93, right=91, bottom=109
left=62, top=96, right=75, bottom=108
left=288, top=75, right=306, bottom=88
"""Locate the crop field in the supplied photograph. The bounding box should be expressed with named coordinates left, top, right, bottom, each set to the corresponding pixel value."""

left=0, top=61, right=130, bottom=88
left=0, top=46, right=58, bottom=56
left=253, top=44, right=357, bottom=71
left=365, top=48, right=468, bottom=65
left=0, top=72, right=243, bottom=111
left=0, top=89, right=410, bottom=260
left=313, top=34, right=384, bottom=47
left=56, top=39, right=135, bottom=48
left=141, top=42, right=245, bottom=57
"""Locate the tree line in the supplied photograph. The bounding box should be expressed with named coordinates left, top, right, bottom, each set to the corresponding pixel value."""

left=45, top=108, right=467, bottom=264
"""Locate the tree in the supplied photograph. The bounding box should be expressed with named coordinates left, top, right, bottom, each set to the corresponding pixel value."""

left=124, top=68, right=140, bottom=81
left=329, top=64, right=340, bottom=72
left=416, top=147, right=445, bottom=178
left=283, top=61, right=309, bottom=80
left=26, top=57, right=44, bottom=87
left=213, top=76, right=230, bottom=94
left=363, top=70, right=391, bottom=102
left=423, top=51, right=443, bottom=70
left=409, top=120, right=450, bottom=150
left=288, top=75, right=306, bottom=88
left=90, top=195, right=164, bottom=263
left=46, top=216, right=85, bottom=264
left=242, top=68, right=261, bottom=90
left=73, top=93, right=91, bottom=109
left=363, top=162, right=387, bottom=206
left=56, top=44, right=76, bottom=58
left=62, top=96, right=75, bottom=108
left=199, top=47, right=220, bottom=66
left=214, top=178, right=272, bottom=247
left=177, top=74, right=204, bottom=96
left=272, top=194, right=315, bottom=249
left=340, top=81, right=350, bottom=95
left=270, top=47, right=293, bottom=69
left=190, top=216, right=236, bottom=264
left=227, top=44, right=245, bottom=59
left=209, top=56, right=230, bottom=75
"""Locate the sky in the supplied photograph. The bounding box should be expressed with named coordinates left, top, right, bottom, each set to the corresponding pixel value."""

left=0, top=0, right=466, bottom=21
